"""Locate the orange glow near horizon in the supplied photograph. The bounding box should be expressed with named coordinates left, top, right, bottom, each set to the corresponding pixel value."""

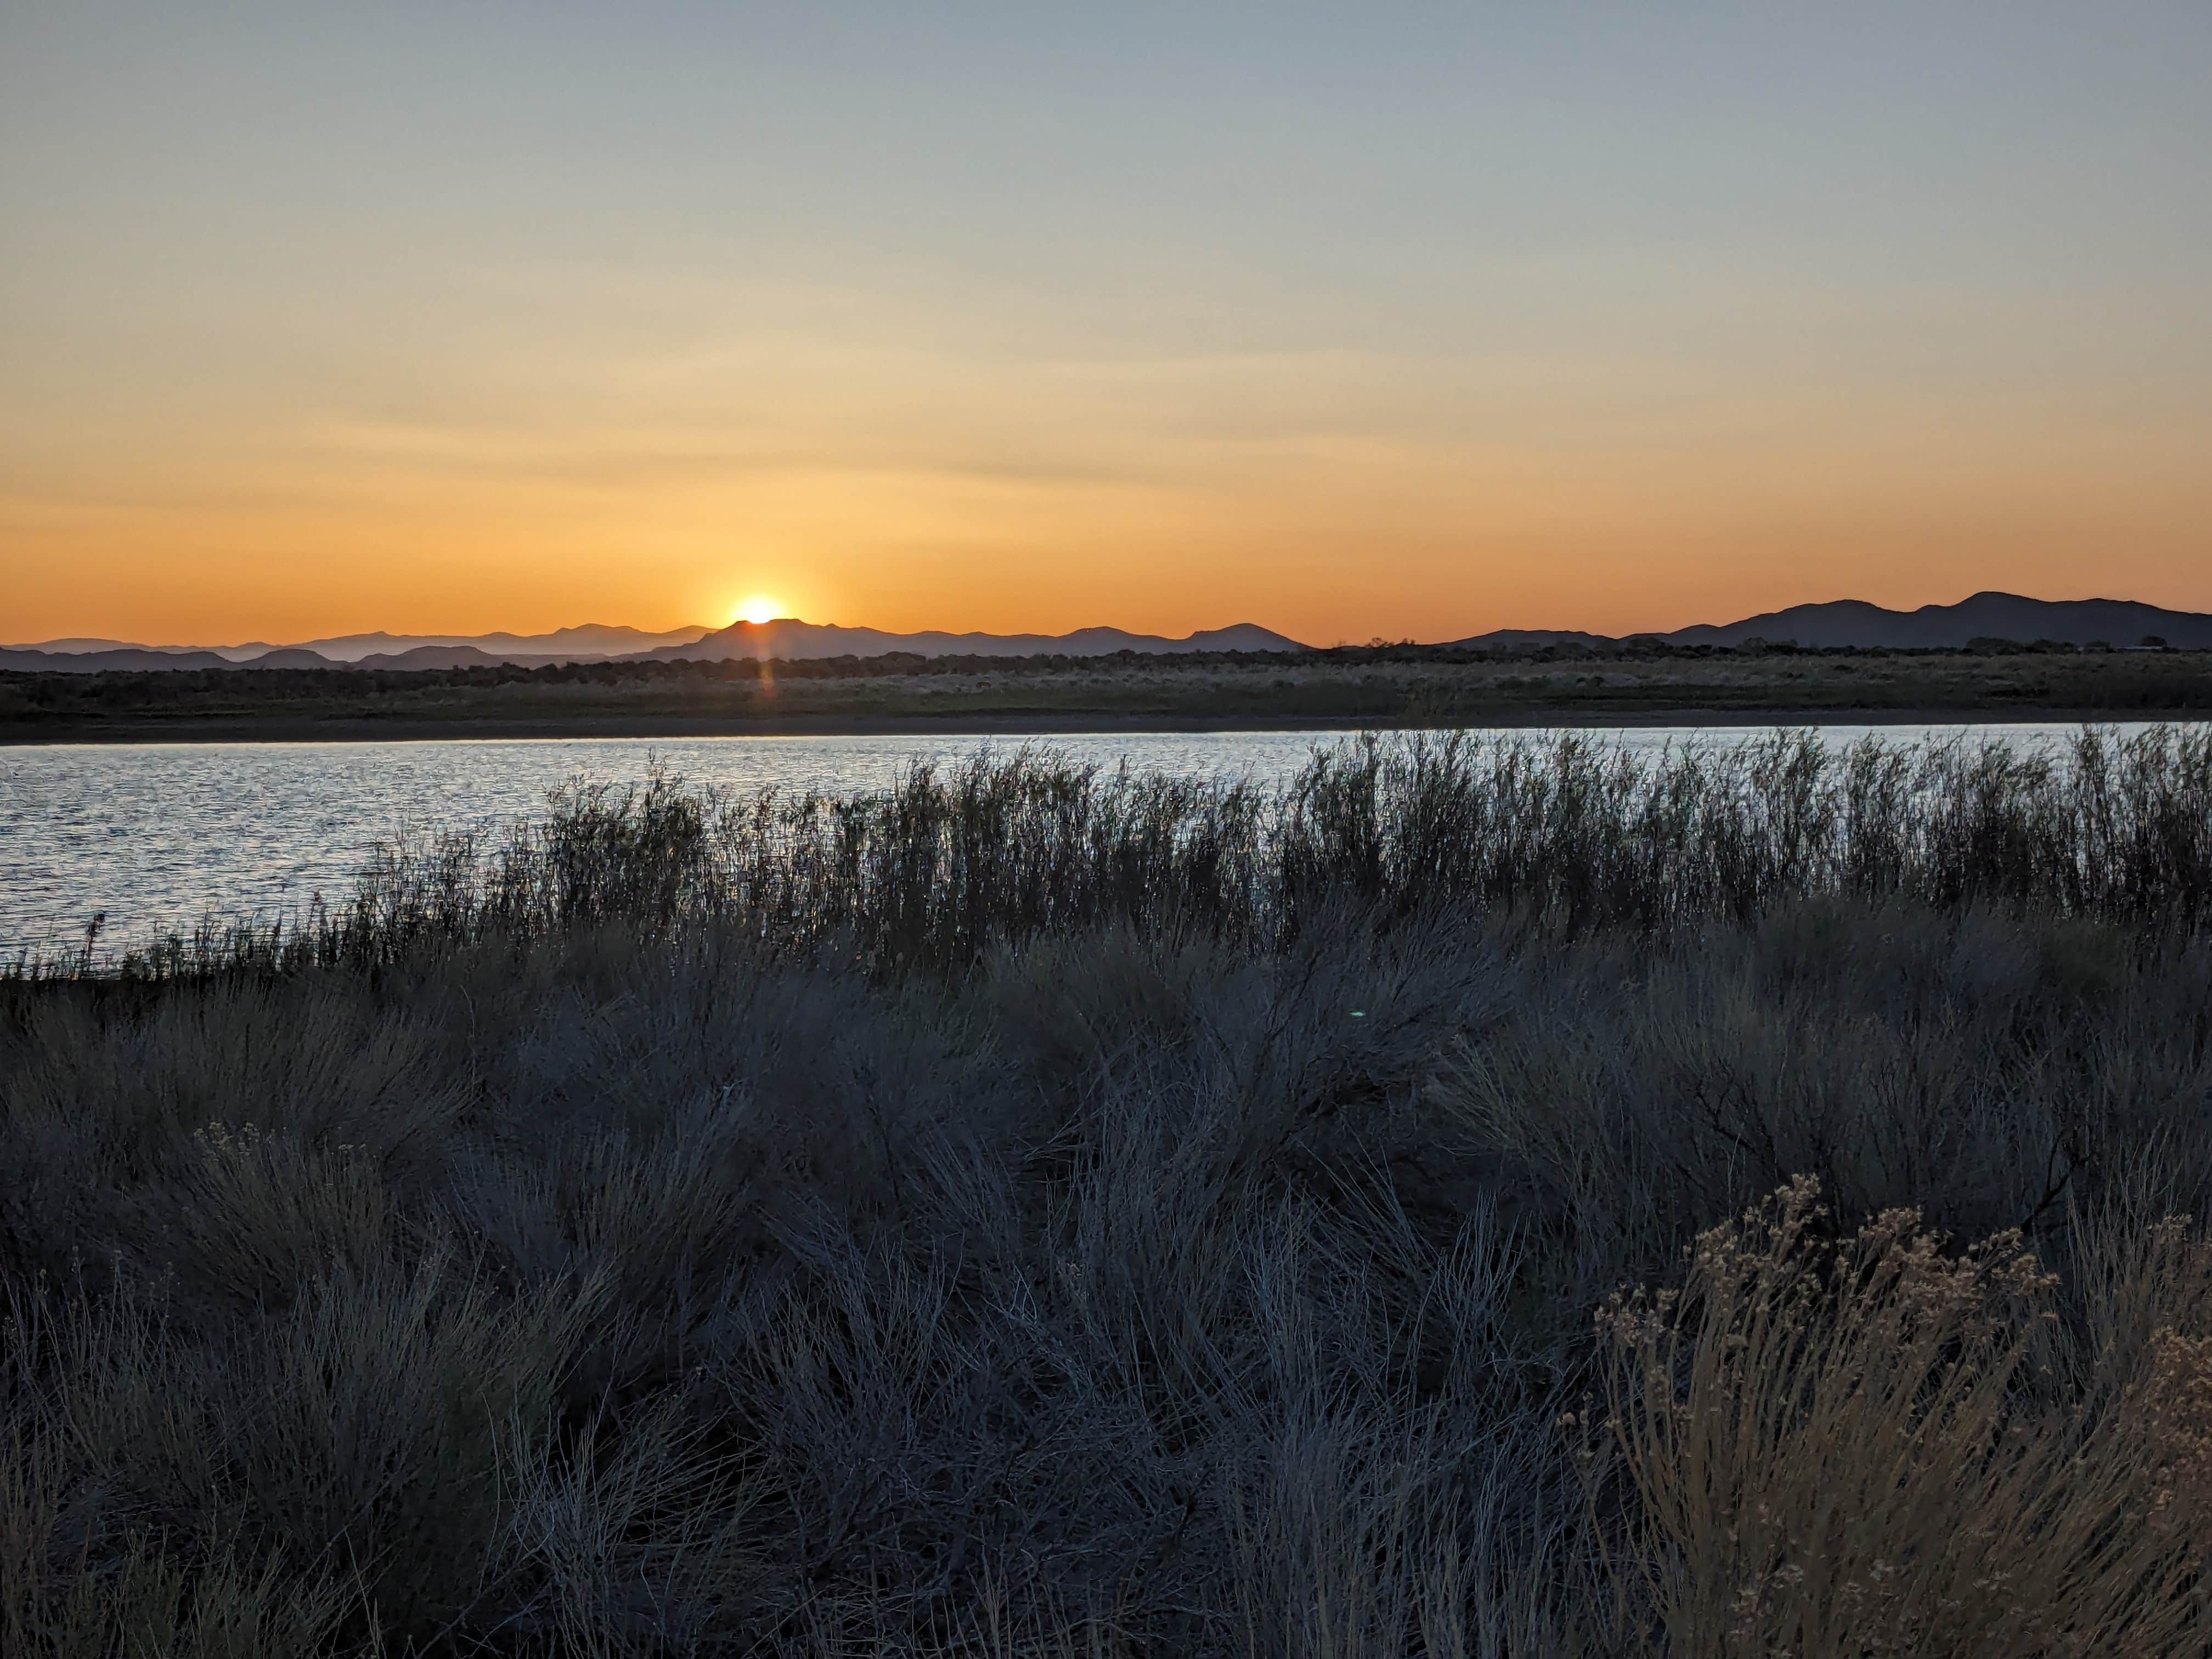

left=5, top=390, right=2210, bottom=647
left=5, top=11, right=2211, bottom=650
left=9, top=506, right=2212, bottom=651
left=7, top=277, right=2210, bottom=647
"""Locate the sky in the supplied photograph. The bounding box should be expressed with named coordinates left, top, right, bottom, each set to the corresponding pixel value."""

left=3, top=3, right=2210, bottom=647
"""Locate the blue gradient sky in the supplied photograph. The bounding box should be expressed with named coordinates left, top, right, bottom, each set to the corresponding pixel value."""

left=4, top=3, right=2209, bottom=643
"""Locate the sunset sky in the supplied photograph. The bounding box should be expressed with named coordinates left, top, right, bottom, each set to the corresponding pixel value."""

left=4, top=4, right=2210, bottom=647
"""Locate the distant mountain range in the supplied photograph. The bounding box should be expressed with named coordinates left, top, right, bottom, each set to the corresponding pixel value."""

left=245, top=624, right=717, bottom=663
left=640, top=619, right=1303, bottom=664
left=1448, top=592, right=2212, bottom=652
left=0, top=619, right=1305, bottom=673
left=0, top=624, right=713, bottom=673
left=5, top=594, right=2208, bottom=674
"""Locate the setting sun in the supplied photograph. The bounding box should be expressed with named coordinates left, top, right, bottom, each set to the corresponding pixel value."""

left=732, top=596, right=783, bottom=627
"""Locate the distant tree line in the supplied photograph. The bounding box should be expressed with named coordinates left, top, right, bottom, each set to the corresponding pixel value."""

left=2, top=636, right=2205, bottom=725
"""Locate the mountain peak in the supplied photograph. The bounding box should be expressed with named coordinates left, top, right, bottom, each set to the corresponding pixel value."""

left=1451, top=592, right=2212, bottom=651
left=656, top=618, right=1308, bottom=662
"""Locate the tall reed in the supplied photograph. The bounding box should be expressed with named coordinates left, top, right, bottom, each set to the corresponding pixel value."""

left=40, top=725, right=2209, bottom=985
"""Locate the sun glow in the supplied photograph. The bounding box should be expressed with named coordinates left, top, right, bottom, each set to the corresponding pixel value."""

left=732, top=595, right=782, bottom=626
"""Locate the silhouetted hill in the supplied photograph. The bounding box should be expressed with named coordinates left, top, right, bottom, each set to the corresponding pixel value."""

left=0, top=647, right=247, bottom=673
left=1451, top=593, right=2212, bottom=651
left=1669, top=592, right=2212, bottom=649
left=15, top=596, right=2209, bottom=677
left=648, top=620, right=1308, bottom=662
left=5, top=639, right=218, bottom=657
left=286, top=624, right=713, bottom=662
left=1, top=623, right=713, bottom=669
left=5, top=620, right=1305, bottom=672
left=348, top=645, right=511, bottom=670
left=1445, top=629, right=1617, bottom=651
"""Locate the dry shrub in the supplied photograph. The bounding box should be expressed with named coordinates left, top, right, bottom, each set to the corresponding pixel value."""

left=1, top=1307, right=363, bottom=1659
left=0, top=1529, right=355, bottom=1659
left=1598, top=1178, right=2212, bottom=1657
left=4, top=727, right=2212, bottom=1651
left=1434, top=902, right=2212, bottom=1301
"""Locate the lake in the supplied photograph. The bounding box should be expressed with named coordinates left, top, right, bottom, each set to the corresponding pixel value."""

left=0, top=722, right=2187, bottom=956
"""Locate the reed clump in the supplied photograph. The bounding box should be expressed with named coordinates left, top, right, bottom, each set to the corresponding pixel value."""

left=2, top=727, right=2210, bottom=1654
left=46, top=723, right=2212, bottom=985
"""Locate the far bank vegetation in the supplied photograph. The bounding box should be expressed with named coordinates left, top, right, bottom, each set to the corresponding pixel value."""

left=4, top=640, right=2210, bottom=735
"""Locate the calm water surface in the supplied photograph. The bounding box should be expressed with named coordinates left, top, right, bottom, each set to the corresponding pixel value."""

left=0, top=724, right=2179, bottom=955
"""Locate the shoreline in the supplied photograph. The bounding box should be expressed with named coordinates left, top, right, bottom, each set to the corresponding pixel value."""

left=0, top=706, right=2188, bottom=746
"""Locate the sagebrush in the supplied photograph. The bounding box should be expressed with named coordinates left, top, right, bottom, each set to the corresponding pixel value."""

left=3, top=729, right=2210, bottom=1655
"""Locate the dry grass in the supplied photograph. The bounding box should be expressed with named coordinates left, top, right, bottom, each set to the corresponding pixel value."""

left=1595, top=1181, right=2212, bottom=1656
left=3, top=731, right=2211, bottom=1652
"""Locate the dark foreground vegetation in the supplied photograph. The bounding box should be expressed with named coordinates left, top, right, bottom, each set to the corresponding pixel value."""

left=4, top=641, right=2209, bottom=738
left=6, top=727, right=2212, bottom=1655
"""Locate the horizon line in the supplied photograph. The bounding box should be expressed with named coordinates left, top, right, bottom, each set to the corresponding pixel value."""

left=9, top=586, right=2212, bottom=658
